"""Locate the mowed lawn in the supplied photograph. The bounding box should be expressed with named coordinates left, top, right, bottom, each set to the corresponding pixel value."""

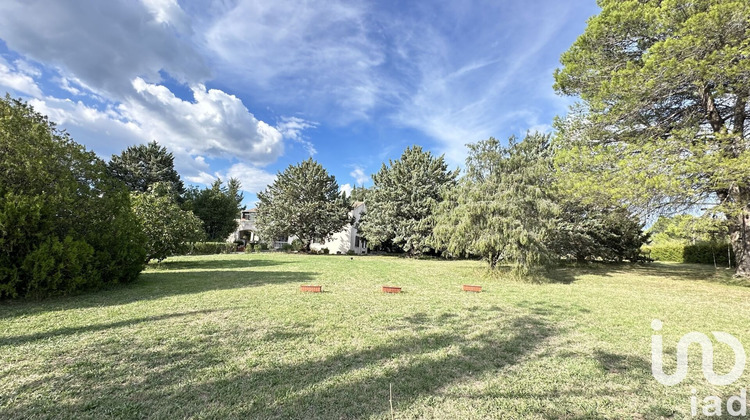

left=1, top=254, right=749, bottom=419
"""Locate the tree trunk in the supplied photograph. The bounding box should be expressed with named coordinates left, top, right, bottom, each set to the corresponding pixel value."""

left=729, top=204, right=750, bottom=277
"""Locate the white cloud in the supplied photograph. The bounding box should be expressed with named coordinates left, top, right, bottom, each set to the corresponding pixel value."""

left=0, top=0, right=209, bottom=96
left=0, top=57, right=43, bottom=97
left=340, top=183, right=353, bottom=197
left=122, top=77, right=284, bottom=165
left=186, top=163, right=277, bottom=195
left=204, top=0, right=387, bottom=120
left=350, top=166, right=369, bottom=185
left=276, top=117, right=318, bottom=155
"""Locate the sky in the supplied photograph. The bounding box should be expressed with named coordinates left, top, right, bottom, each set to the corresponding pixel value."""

left=0, top=0, right=600, bottom=206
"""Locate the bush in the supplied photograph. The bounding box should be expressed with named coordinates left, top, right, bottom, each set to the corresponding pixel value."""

left=291, top=239, right=303, bottom=252
left=281, top=243, right=293, bottom=252
left=346, top=250, right=356, bottom=255
left=644, top=242, right=734, bottom=266
left=188, top=242, right=236, bottom=255
left=320, top=248, right=329, bottom=255
left=0, top=97, right=147, bottom=299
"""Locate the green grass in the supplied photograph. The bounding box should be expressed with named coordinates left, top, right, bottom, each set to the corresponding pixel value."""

left=1, top=253, right=749, bottom=419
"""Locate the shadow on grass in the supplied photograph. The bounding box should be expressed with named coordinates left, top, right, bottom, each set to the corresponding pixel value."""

left=148, top=258, right=289, bottom=271
left=3, top=306, right=560, bottom=419
left=0, top=309, right=222, bottom=347
left=0, top=269, right=317, bottom=319
left=544, top=261, right=744, bottom=286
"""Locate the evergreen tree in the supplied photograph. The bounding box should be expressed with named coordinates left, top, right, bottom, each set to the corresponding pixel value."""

left=359, top=146, right=457, bottom=256
left=432, top=134, right=559, bottom=275
left=184, top=178, right=243, bottom=241
left=554, top=0, right=750, bottom=276
left=108, top=141, right=185, bottom=195
left=256, top=158, right=351, bottom=251
left=0, top=96, right=146, bottom=298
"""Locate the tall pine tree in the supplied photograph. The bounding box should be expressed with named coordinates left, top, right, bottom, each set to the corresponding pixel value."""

left=359, top=146, right=457, bottom=256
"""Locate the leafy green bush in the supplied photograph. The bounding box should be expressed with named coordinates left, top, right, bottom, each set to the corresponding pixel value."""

left=291, top=239, right=303, bottom=252
left=188, top=242, right=236, bottom=255
left=644, top=242, right=734, bottom=266
left=346, top=250, right=356, bottom=255
left=320, top=248, right=329, bottom=255
left=0, top=97, right=146, bottom=299
left=281, top=243, right=293, bottom=252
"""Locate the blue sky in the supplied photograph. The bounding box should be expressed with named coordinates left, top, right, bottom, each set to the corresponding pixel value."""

left=0, top=0, right=599, bottom=206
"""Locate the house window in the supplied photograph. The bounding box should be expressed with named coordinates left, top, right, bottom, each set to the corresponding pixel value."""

left=355, top=236, right=360, bottom=247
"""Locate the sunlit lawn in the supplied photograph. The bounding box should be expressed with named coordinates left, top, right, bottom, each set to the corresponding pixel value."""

left=1, top=253, right=748, bottom=419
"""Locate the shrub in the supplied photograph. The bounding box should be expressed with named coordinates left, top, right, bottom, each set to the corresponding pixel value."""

left=281, top=243, right=293, bottom=252
left=188, top=242, right=236, bottom=255
left=346, top=250, right=356, bottom=255
left=644, top=242, right=734, bottom=266
left=0, top=97, right=147, bottom=299
left=320, top=247, right=329, bottom=255
left=291, top=239, right=303, bottom=252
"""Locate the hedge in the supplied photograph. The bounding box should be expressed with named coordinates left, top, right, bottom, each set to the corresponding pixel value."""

left=644, top=242, right=735, bottom=266
left=187, top=242, right=237, bottom=255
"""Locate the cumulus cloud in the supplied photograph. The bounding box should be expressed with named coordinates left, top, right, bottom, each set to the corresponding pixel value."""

left=340, top=183, right=353, bottom=197
left=123, top=78, right=284, bottom=165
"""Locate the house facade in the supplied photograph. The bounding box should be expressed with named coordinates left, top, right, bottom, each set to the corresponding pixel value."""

left=309, top=201, right=367, bottom=254
left=226, top=202, right=368, bottom=254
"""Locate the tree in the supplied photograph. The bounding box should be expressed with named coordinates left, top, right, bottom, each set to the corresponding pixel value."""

left=549, top=197, right=648, bottom=262
left=184, top=178, right=244, bottom=241
left=648, top=214, right=728, bottom=245
left=359, top=146, right=458, bottom=256
left=348, top=185, right=369, bottom=203
left=553, top=0, right=750, bottom=276
left=131, top=183, right=205, bottom=262
left=108, top=141, right=185, bottom=195
left=0, top=96, right=146, bottom=298
left=432, top=134, right=559, bottom=275
left=256, top=158, right=351, bottom=251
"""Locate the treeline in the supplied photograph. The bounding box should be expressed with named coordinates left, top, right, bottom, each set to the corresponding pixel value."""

left=0, top=96, right=244, bottom=298
left=253, top=136, right=649, bottom=277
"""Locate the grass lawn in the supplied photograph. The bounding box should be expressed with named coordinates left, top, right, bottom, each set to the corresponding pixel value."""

left=1, top=253, right=749, bottom=419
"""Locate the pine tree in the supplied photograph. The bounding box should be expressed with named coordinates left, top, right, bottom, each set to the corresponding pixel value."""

left=256, top=158, right=351, bottom=251
left=108, top=141, right=185, bottom=195
left=359, top=146, right=457, bottom=256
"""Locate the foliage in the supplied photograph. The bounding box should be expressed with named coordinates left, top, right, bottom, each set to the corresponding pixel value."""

left=346, top=250, right=356, bottom=256
left=291, top=238, right=304, bottom=252
left=184, top=178, right=244, bottom=241
left=187, top=242, right=237, bottom=255
left=108, top=141, right=185, bottom=196
left=553, top=0, right=750, bottom=276
left=131, top=183, right=205, bottom=262
left=256, top=158, right=351, bottom=251
left=549, top=197, right=648, bottom=262
left=360, top=146, right=458, bottom=256
left=0, top=96, right=146, bottom=298
left=320, top=247, right=330, bottom=255
left=281, top=243, right=293, bottom=252
left=432, top=134, right=559, bottom=275
left=647, top=214, right=728, bottom=245
left=645, top=242, right=735, bottom=266
left=348, top=185, right=369, bottom=202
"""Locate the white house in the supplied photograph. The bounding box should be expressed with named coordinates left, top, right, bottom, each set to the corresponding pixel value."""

left=310, top=201, right=368, bottom=254
left=227, top=202, right=368, bottom=254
